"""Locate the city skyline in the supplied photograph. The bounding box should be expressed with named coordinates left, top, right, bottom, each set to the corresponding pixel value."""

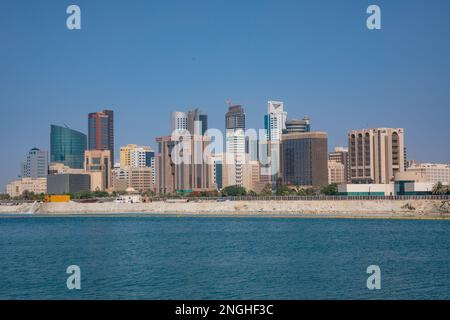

left=1, top=0, right=450, bottom=189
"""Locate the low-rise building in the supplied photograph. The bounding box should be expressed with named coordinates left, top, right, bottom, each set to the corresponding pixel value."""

left=338, top=183, right=395, bottom=196
left=6, top=178, right=47, bottom=197
left=406, top=161, right=450, bottom=184
left=112, top=167, right=153, bottom=193
left=49, top=163, right=85, bottom=174
left=47, top=173, right=91, bottom=195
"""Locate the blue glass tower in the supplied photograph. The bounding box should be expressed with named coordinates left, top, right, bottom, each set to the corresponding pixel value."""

left=50, top=125, right=87, bottom=169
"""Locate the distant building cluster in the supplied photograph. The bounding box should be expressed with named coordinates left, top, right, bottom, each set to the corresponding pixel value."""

left=4, top=101, right=450, bottom=198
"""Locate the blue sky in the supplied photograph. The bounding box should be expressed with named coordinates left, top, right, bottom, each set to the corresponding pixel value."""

left=1, top=0, right=450, bottom=189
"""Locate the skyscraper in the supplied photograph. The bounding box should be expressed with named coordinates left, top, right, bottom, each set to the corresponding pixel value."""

left=280, top=132, right=328, bottom=187
left=264, top=101, right=287, bottom=141
left=348, top=128, right=405, bottom=184
left=50, top=125, right=87, bottom=169
left=88, top=110, right=114, bottom=165
left=171, top=111, right=188, bottom=133
left=21, top=148, right=48, bottom=179
left=262, top=101, right=287, bottom=185
left=225, top=105, right=245, bottom=130
left=284, top=116, right=311, bottom=133
left=225, top=105, right=246, bottom=188
left=187, top=108, right=208, bottom=135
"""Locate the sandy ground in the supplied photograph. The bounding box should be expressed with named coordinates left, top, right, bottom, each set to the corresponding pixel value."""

left=1, top=199, right=449, bottom=219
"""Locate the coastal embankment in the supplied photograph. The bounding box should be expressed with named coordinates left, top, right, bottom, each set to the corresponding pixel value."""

left=1, top=199, right=450, bottom=218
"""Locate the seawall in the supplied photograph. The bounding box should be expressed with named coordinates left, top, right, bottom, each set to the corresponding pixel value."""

left=1, top=199, right=449, bottom=218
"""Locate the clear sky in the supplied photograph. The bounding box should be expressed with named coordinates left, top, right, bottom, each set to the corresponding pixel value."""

left=1, top=0, right=450, bottom=189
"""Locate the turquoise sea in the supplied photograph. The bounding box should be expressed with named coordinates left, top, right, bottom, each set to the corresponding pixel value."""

left=0, top=214, right=449, bottom=299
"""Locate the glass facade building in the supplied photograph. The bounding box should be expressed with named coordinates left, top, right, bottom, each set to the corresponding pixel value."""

left=88, top=110, right=114, bottom=165
left=50, top=125, right=87, bottom=169
left=280, top=132, right=328, bottom=187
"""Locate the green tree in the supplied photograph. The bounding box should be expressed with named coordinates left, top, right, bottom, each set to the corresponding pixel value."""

left=21, top=190, right=32, bottom=200
left=141, top=189, right=155, bottom=197
left=74, top=190, right=94, bottom=199
left=93, top=190, right=109, bottom=198
left=221, top=185, right=247, bottom=196
left=0, top=194, right=10, bottom=201
left=320, top=183, right=339, bottom=195
left=260, top=183, right=273, bottom=196
left=296, top=188, right=307, bottom=196
left=275, top=185, right=293, bottom=196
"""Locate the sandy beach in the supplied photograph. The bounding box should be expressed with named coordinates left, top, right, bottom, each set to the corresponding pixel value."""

left=1, top=199, right=449, bottom=219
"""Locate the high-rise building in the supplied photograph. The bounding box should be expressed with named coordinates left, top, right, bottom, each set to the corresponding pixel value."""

left=222, top=154, right=262, bottom=192
left=21, top=148, right=48, bottom=179
left=187, top=108, right=208, bottom=135
left=280, top=132, right=328, bottom=187
left=225, top=105, right=247, bottom=189
left=262, top=101, right=287, bottom=185
left=155, top=135, right=212, bottom=194
left=119, top=144, right=155, bottom=185
left=130, top=147, right=155, bottom=168
left=50, top=125, right=87, bottom=169
left=245, top=136, right=259, bottom=161
left=284, top=116, right=311, bottom=133
left=210, top=154, right=223, bottom=190
left=328, top=161, right=346, bottom=185
left=264, top=101, right=287, bottom=141
left=225, top=105, right=245, bottom=130
left=348, top=128, right=405, bottom=184
left=171, top=111, right=188, bottom=133
left=84, top=150, right=112, bottom=191
left=120, top=144, right=154, bottom=167
left=119, top=144, right=137, bottom=168
left=329, top=147, right=350, bottom=183
left=88, top=110, right=114, bottom=165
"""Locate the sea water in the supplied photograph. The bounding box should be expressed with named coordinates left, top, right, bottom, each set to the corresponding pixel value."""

left=0, top=215, right=449, bottom=299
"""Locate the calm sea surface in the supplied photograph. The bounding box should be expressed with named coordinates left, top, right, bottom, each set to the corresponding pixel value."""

left=0, top=214, right=449, bottom=300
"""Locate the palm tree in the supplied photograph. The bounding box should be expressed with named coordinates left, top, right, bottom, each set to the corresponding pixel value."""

left=432, top=182, right=447, bottom=195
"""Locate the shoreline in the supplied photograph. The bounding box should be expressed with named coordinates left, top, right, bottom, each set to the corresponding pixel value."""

left=1, top=199, right=449, bottom=220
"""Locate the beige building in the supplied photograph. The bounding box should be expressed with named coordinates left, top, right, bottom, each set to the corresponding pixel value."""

left=6, top=178, right=47, bottom=197
left=221, top=154, right=262, bottom=192
left=49, top=163, right=85, bottom=174
left=155, top=135, right=213, bottom=194
left=405, top=161, right=450, bottom=184
left=84, top=150, right=112, bottom=191
left=328, top=161, right=346, bottom=184
left=329, top=147, right=350, bottom=183
left=348, top=128, right=405, bottom=184
left=112, top=167, right=153, bottom=193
